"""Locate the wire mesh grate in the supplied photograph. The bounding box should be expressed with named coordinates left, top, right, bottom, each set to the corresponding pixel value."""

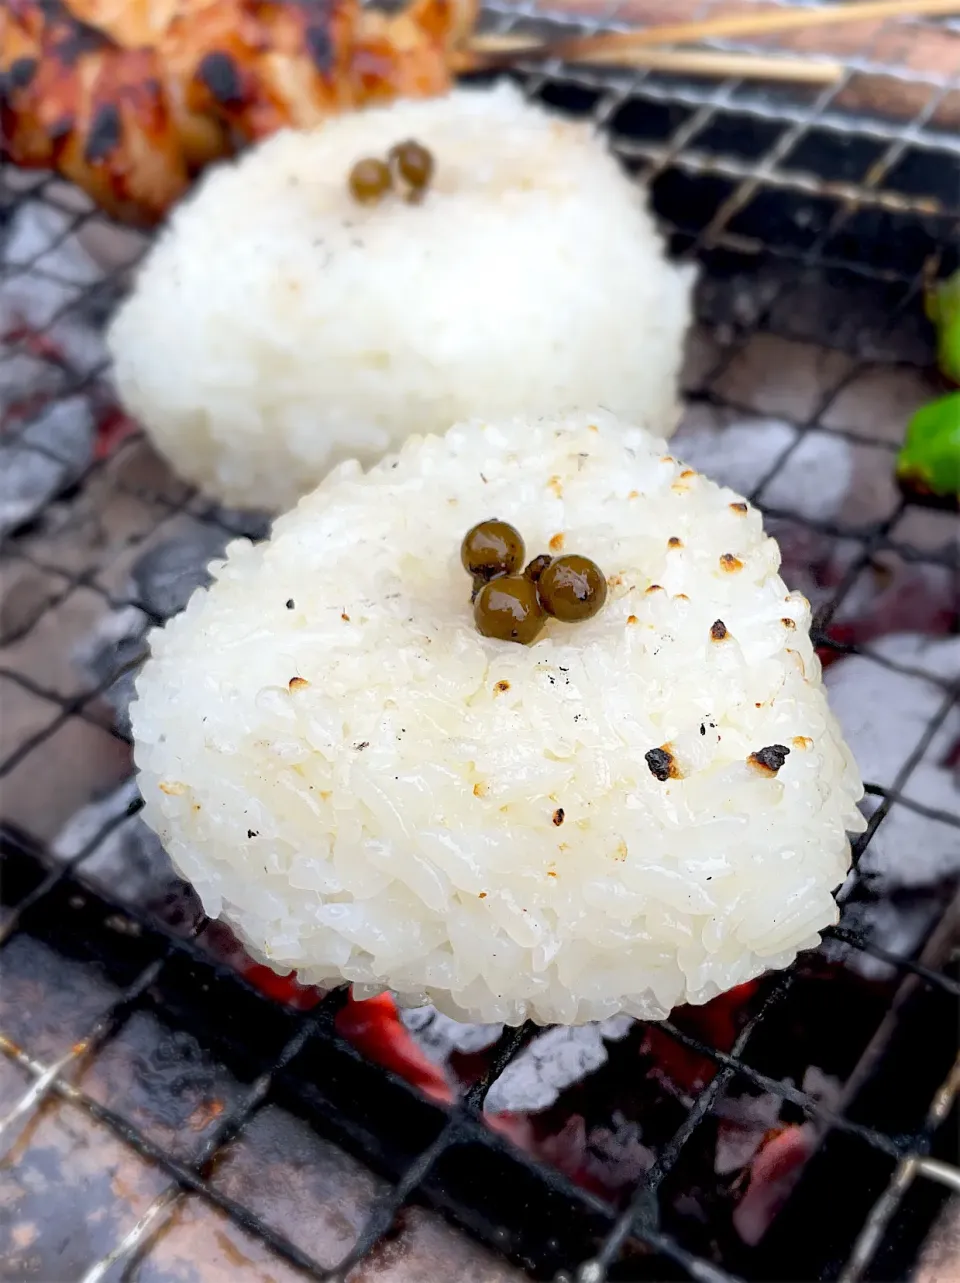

left=2, top=0, right=960, bottom=1279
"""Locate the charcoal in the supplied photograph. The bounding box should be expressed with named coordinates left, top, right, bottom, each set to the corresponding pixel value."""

left=484, top=1017, right=633, bottom=1115
left=52, top=778, right=201, bottom=927
left=0, top=396, right=94, bottom=536
left=75, top=523, right=257, bottom=735
left=825, top=881, right=952, bottom=981
left=402, top=1007, right=503, bottom=1063
left=672, top=414, right=855, bottom=519
left=200, top=503, right=273, bottom=541
left=825, top=635, right=960, bottom=789
left=131, top=527, right=233, bottom=620
left=0, top=562, right=60, bottom=645
left=80, top=605, right=150, bottom=738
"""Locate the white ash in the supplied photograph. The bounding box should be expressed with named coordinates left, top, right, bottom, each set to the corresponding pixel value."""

left=77, top=527, right=244, bottom=737
left=400, top=1004, right=642, bottom=1115
left=0, top=562, right=61, bottom=646
left=19, top=393, right=95, bottom=468
left=0, top=352, right=63, bottom=417
left=1, top=200, right=111, bottom=379
left=892, top=506, right=958, bottom=558
left=535, top=1112, right=654, bottom=1193
left=73, top=521, right=265, bottom=751
left=769, top=518, right=955, bottom=645
left=672, top=415, right=853, bottom=520
left=130, top=527, right=235, bottom=621
left=580, top=1113, right=654, bottom=1191
left=74, top=218, right=149, bottom=276
left=76, top=604, right=151, bottom=739
left=714, top=1068, right=841, bottom=1176
left=0, top=199, right=119, bottom=536
left=856, top=769, right=960, bottom=891
left=825, top=635, right=960, bottom=791
left=0, top=395, right=94, bottom=536
left=51, top=779, right=192, bottom=916
left=802, top=1065, right=843, bottom=1111
left=868, top=632, right=960, bottom=689
left=401, top=1008, right=643, bottom=1118
left=401, top=1007, right=503, bottom=1060
left=826, top=888, right=949, bottom=982
left=672, top=412, right=795, bottom=497
left=758, top=430, right=859, bottom=523
left=822, top=634, right=959, bottom=974
left=0, top=448, right=72, bottom=536
left=832, top=548, right=956, bottom=641
left=715, top=1089, right=784, bottom=1176
left=483, top=1017, right=633, bottom=1115
left=4, top=199, right=102, bottom=285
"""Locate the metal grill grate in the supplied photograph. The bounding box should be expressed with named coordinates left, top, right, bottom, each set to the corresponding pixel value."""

left=1, top=1, right=959, bottom=1279
left=477, top=0, right=960, bottom=271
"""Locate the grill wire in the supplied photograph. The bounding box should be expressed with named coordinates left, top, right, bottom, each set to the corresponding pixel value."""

left=1, top=0, right=960, bottom=1278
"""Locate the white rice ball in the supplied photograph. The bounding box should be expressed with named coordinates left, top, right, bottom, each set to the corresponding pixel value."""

left=107, top=83, right=695, bottom=512
left=131, top=411, right=865, bottom=1026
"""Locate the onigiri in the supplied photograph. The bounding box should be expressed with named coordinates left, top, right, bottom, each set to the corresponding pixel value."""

left=131, top=410, right=865, bottom=1026
left=107, top=83, right=696, bottom=513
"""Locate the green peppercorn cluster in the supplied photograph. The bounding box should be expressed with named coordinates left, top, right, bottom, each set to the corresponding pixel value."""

left=461, top=520, right=607, bottom=645
left=348, top=140, right=435, bottom=206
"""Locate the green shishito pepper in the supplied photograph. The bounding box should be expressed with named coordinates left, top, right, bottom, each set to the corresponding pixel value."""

left=926, top=268, right=960, bottom=386
left=896, top=391, right=960, bottom=500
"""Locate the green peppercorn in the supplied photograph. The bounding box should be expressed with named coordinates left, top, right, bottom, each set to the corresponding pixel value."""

left=537, top=554, right=607, bottom=623
left=348, top=157, right=392, bottom=205
left=474, top=574, right=545, bottom=645
left=391, top=139, right=434, bottom=193
left=524, top=554, right=553, bottom=583
left=461, top=520, right=525, bottom=581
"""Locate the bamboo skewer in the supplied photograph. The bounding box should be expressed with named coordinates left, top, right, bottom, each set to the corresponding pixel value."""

left=457, top=40, right=844, bottom=82
left=468, top=0, right=960, bottom=67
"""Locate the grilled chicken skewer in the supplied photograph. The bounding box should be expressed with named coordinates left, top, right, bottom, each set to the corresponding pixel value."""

left=5, top=0, right=956, bottom=226
left=1, top=0, right=476, bottom=224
